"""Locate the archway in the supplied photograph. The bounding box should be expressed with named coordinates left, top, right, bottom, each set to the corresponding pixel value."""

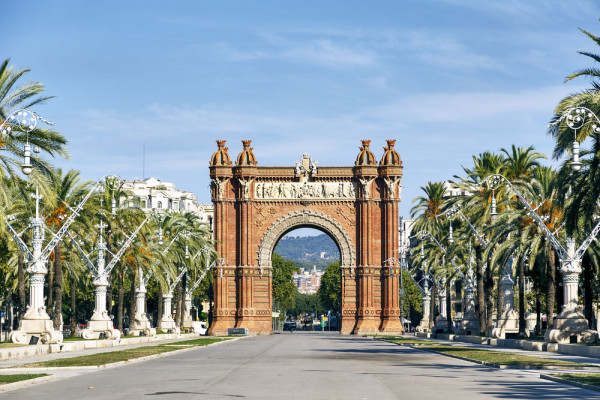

left=207, top=139, right=404, bottom=335
left=271, top=226, right=341, bottom=331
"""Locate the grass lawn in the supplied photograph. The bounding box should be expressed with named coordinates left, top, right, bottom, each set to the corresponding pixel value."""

left=0, top=374, right=48, bottom=385
left=166, top=338, right=231, bottom=346
left=553, top=373, right=600, bottom=386
left=0, top=343, right=26, bottom=348
left=386, top=338, right=589, bottom=368
left=15, top=337, right=230, bottom=368
left=63, top=337, right=98, bottom=342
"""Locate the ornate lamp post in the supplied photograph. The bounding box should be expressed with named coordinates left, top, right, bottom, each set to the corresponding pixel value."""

left=483, top=173, right=600, bottom=343
left=549, top=106, right=600, bottom=172
left=413, top=230, right=446, bottom=334
left=68, top=195, right=156, bottom=339
left=157, top=229, right=198, bottom=334
left=1, top=110, right=99, bottom=344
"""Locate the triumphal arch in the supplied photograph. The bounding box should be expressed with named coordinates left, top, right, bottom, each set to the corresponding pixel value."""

left=208, top=139, right=404, bottom=335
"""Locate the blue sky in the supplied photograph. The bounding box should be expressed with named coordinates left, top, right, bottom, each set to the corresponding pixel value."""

left=3, top=0, right=600, bottom=224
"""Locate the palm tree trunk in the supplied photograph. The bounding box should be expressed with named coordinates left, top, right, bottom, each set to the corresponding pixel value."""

left=475, top=244, right=486, bottom=335
left=497, top=263, right=504, bottom=321
left=518, top=255, right=526, bottom=336
left=117, top=266, right=124, bottom=332
left=47, top=260, right=54, bottom=315
left=535, top=274, right=541, bottom=336
left=157, top=291, right=163, bottom=326
left=106, top=238, right=113, bottom=318
left=17, top=250, right=26, bottom=315
left=107, top=273, right=113, bottom=318
left=70, top=274, right=77, bottom=338
left=52, top=244, right=63, bottom=330
left=429, top=282, right=436, bottom=330
left=546, top=249, right=556, bottom=329
left=446, top=284, right=452, bottom=332
left=583, top=251, right=593, bottom=328
left=484, top=255, right=494, bottom=337
left=176, top=275, right=184, bottom=329
left=129, top=268, right=137, bottom=329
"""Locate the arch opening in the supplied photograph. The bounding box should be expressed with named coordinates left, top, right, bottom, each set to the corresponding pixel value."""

left=272, top=225, right=342, bottom=332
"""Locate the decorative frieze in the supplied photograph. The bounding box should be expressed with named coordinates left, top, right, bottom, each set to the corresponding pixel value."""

left=254, top=181, right=356, bottom=200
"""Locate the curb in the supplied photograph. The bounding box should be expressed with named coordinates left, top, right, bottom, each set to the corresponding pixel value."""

left=8, top=337, right=239, bottom=372
left=0, top=374, right=55, bottom=392
left=540, top=374, right=600, bottom=393
left=380, top=339, right=598, bottom=371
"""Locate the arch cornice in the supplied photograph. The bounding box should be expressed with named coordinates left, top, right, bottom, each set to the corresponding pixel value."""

left=257, top=210, right=355, bottom=268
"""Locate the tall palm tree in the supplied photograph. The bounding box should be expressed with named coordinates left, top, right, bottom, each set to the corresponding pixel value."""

left=44, top=169, right=92, bottom=330
left=452, top=151, right=505, bottom=335
left=0, top=58, right=68, bottom=200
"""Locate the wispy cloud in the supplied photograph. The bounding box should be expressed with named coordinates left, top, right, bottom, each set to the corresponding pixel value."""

left=211, top=37, right=376, bottom=68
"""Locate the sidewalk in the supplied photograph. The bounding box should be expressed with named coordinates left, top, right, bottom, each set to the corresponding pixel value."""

left=0, top=334, right=203, bottom=368
left=402, top=334, right=600, bottom=371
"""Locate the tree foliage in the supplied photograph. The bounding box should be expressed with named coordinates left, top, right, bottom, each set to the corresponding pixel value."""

left=317, top=261, right=341, bottom=312
left=272, top=253, right=300, bottom=313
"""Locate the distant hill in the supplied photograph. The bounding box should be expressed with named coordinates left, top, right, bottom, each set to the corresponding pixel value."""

left=274, top=234, right=340, bottom=270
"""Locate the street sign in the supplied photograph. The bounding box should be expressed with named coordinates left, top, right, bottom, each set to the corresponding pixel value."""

left=272, top=312, right=280, bottom=318
left=1, top=311, right=4, bottom=318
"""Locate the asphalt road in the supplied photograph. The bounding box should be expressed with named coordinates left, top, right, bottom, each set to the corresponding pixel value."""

left=3, top=332, right=599, bottom=399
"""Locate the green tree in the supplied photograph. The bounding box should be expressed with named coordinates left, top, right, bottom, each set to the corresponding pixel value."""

left=317, top=261, right=341, bottom=312
left=272, top=253, right=300, bottom=313
left=45, top=169, right=92, bottom=330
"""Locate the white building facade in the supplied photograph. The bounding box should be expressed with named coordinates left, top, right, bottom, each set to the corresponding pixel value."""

left=122, top=178, right=214, bottom=230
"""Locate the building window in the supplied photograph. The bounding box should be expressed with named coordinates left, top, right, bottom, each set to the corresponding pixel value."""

left=157, top=201, right=162, bottom=209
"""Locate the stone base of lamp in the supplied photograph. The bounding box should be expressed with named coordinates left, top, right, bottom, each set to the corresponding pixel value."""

left=545, top=309, right=597, bottom=344
left=182, top=316, right=195, bottom=333
left=432, top=316, right=448, bottom=334
left=9, top=305, right=63, bottom=344
left=82, top=313, right=120, bottom=340
left=128, top=313, right=157, bottom=337
left=9, top=318, right=63, bottom=345
left=415, top=319, right=431, bottom=333
left=459, top=316, right=480, bottom=335
left=491, top=310, right=519, bottom=339
left=158, top=317, right=180, bottom=335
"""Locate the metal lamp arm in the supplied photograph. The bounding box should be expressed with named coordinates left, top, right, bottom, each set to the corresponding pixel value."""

left=574, top=218, right=600, bottom=260
left=161, top=230, right=189, bottom=255
left=66, top=231, right=98, bottom=275
left=483, top=174, right=568, bottom=260
left=4, top=220, right=33, bottom=260
left=189, top=262, right=214, bottom=294
left=169, top=267, right=188, bottom=292
left=457, top=208, right=487, bottom=247
left=39, top=177, right=114, bottom=262
left=104, top=213, right=151, bottom=276
left=417, top=230, right=446, bottom=253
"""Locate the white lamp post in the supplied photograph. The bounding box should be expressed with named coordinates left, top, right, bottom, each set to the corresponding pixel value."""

left=484, top=173, right=600, bottom=343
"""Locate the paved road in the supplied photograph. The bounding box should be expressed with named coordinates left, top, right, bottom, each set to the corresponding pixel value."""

left=3, top=332, right=599, bottom=399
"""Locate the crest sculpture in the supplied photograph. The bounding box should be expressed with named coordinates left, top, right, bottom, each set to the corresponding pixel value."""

left=208, top=139, right=404, bottom=335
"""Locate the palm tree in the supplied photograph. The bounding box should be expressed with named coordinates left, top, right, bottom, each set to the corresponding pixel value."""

left=44, top=169, right=92, bottom=330
left=0, top=58, right=68, bottom=199
left=410, top=181, right=446, bottom=232
left=548, top=25, right=600, bottom=328
left=452, top=151, right=504, bottom=335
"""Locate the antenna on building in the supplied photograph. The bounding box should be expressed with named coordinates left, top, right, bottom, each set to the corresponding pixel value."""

left=142, top=142, right=145, bottom=180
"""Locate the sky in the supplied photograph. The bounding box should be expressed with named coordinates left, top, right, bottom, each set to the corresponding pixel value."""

left=3, top=0, right=600, bottom=225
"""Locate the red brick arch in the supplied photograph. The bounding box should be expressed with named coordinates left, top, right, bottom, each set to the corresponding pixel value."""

left=208, top=140, right=404, bottom=335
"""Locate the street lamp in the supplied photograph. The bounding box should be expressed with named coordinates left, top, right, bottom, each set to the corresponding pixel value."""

left=483, top=173, right=600, bottom=343
left=549, top=106, right=600, bottom=172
